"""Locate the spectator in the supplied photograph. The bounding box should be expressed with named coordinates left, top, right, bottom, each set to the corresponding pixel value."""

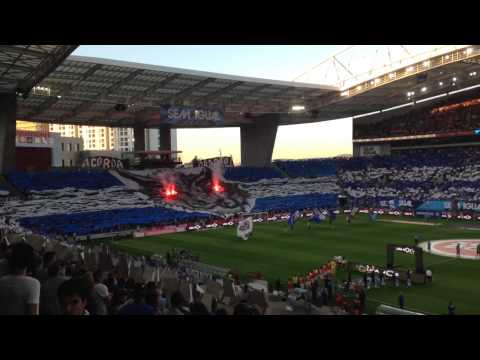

left=275, top=278, right=282, bottom=293
left=214, top=308, right=228, bottom=315
left=118, top=284, right=154, bottom=315
left=105, top=271, right=119, bottom=291
left=40, top=263, right=69, bottom=315
left=379, top=271, right=385, bottom=287
left=234, top=301, right=258, bottom=315
left=57, top=277, right=91, bottom=315
left=398, top=293, right=405, bottom=309
left=168, top=290, right=190, bottom=315
left=109, top=288, right=129, bottom=315
left=448, top=301, right=456, bottom=315
left=0, top=242, right=41, bottom=315
left=320, top=287, right=329, bottom=306
left=393, top=272, right=400, bottom=287
left=211, top=296, right=218, bottom=313
left=406, top=269, right=412, bottom=288
left=358, top=287, right=366, bottom=312
left=0, top=242, right=9, bottom=278
left=145, top=283, right=162, bottom=315
left=35, top=251, right=56, bottom=284
left=190, top=301, right=210, bottom=315
left=93, top=270, right=110, bottom=315
left=311, top=278, right=318, bottom=303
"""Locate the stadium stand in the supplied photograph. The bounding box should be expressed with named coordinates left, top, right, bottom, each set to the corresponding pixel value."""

left=19, top=207, right=212, bottom=236
left=6, top=169, right=123, bottom=192
left=338, top=147, right=480, bottom=204
left=354, top=90, right=480, bottom=140
left=223, top=166, right=285, bottom=182
left=3, top=147, right=480, bottom=316
left=4, top=145, right=480, bottom=238
left=253, top=193, right=338, bottom=212
left=274, top=159, right=337, bottom=178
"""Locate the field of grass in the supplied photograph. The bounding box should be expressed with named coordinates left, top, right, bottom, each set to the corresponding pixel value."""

left=112, top=215, right=480, bottom=314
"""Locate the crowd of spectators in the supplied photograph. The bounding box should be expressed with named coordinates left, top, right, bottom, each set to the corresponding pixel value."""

left=354, top=95, right=480, bottom=140
left=338, top=147, right=480, bottom=204
left=0, top=218, right=272, bottom=315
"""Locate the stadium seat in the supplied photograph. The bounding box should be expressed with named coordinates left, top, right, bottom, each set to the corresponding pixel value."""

left=6, top=169, right=123, bottom=192
left=223, top=167, right=285, bottom=182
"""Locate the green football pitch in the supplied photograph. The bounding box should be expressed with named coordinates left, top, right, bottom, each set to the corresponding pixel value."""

left=111, top=215, right=480, bottom=315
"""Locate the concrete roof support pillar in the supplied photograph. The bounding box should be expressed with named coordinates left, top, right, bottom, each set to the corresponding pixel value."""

left=133, top=112, right=147, bottom=152
left=0, top=93, right=17, bottom=174
left=159, top=125, right=172, bottom=152
left=240, top=119, right=278, bottom=167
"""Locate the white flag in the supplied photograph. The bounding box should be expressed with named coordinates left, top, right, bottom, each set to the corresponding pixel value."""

left=237, top=217, right=253, bottom=241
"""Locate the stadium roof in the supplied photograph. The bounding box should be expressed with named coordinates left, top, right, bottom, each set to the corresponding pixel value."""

left=11, top=45, right=480, bottom=128
left=15, top=55, right=337, bottom=128
left=0, top=45, right=78, bottom=95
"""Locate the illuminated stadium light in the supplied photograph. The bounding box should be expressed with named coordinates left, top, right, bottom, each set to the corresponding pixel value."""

left=291, top=105, right=305, bottom=111
left=439, top=81, right=443, bottom=86
left=422, top=61, right=431, bottom=67
left=469, top=72, right=477, bottom=76
left=445, top=55, right=450, bottom=60
left=421, top=87, right=427, bottom=92
left=406, top=66, right=414, bottom=73
left=340, top=90, right=349, bottom=96
left=388, top=72, right=396, bottom=79
left=374, top=78, right=381, bottom=84
left=356, top=85, right=362, bottom=91
left=452, top=77, right=457, bottom=82
left=466, top=48, right=473, bottom=55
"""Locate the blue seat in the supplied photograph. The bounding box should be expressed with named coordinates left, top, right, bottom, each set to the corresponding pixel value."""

left=7, top=169, right=123, bottom=192
left=253, top=193, right=338, bottom=212
left=19, top=207, right=212, bottom=236
left=223, top=167, right=285, bottom=182
left=274, top=159, right=337, bottom=178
